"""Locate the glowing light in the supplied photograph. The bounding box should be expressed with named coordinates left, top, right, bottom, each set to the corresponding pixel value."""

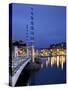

left=51, top=57, right=56, bottom=67
left=32, top=45, right=35, bottom=63
left=56, top=56, right=60, bottom=67
left=60, top=56, right=65, bottom=69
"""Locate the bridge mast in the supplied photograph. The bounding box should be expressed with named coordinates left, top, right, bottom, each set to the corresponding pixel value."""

left=30, top=7, right=35, bottom=63
left=26, top=7, right=35, bottom=63
left=26, top=24, right=29, bottom=57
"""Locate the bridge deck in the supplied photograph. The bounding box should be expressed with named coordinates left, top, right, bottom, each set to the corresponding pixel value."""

left=10, top=56, right=31, bottom=86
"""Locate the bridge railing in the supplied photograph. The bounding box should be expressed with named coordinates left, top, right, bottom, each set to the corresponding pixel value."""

left=10, top=56, right=31, bottom=86
left=12, top=56, right=30, bottom=76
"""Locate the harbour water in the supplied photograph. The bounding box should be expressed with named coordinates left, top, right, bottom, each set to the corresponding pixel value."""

left=27, top=56, right=66, bottom=85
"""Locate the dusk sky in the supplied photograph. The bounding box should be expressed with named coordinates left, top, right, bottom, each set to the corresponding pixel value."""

left=12, top=3, right=66, bottom=48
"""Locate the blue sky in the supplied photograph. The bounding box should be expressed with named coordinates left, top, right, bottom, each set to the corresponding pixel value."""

left=12, top=3, right=66, bottom=48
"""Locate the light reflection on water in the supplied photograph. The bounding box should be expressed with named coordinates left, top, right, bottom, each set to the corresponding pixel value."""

left=40, top=55, right=66, bottom=70
left=28, top=56, right=66, bottom=85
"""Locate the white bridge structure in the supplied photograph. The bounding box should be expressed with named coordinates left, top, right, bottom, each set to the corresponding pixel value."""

left=11, top=56, right=31, bottom=86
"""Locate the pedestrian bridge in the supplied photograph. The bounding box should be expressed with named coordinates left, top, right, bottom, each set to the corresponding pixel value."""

left=11, top=56, right=31, bottom=86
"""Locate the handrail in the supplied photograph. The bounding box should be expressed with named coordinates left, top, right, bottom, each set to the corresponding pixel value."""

left=12, top=58, right=31, bottom=86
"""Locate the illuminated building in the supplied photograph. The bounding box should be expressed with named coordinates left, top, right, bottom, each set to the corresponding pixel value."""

left=12, top=40, right=26, bottom=58
left=39, top=42, right=66, bottom=69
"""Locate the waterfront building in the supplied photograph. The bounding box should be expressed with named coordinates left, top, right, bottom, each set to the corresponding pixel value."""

left=38, top=42, right=66, bottom=69
left=12, top=40, right=26, bottom=58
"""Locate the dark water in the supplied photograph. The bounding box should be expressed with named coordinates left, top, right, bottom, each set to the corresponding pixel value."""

left=28, top=60, right=66, bottom=85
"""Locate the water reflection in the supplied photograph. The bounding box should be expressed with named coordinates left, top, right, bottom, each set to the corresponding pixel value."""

left=40, top=55, right=66, bottom=70
left=28, top=55, right=66, bottom=85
